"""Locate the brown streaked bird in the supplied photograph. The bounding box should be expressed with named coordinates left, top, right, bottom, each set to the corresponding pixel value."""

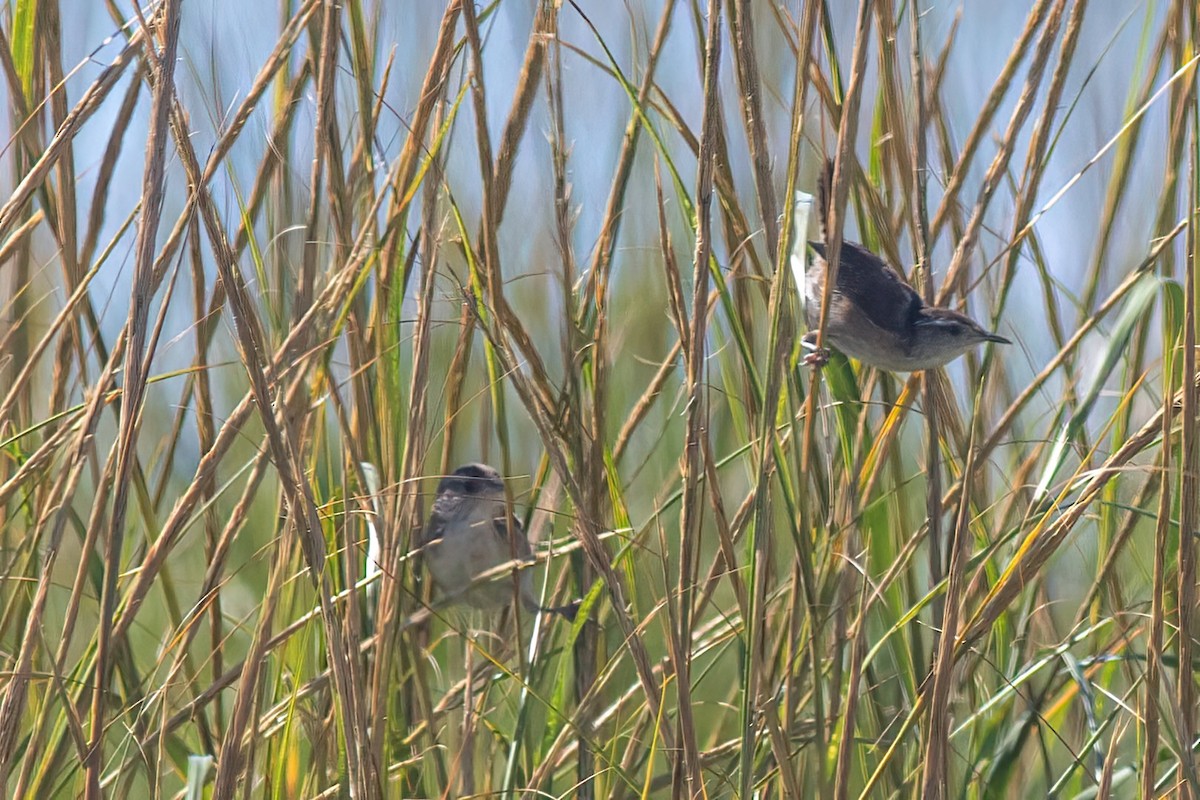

left=419, top=463, right=578, bottom=620
left=802, top=161, right=1010, bottom=371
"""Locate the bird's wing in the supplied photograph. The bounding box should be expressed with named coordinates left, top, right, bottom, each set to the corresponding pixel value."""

left=418, top=504, right=449, bottom=547
left=490, top=512, right=534, bottom=562
left=809, top=240, right=923, bottom=336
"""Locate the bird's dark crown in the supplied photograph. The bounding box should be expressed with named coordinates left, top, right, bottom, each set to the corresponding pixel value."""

left=436, top=463, right=505, bottom=496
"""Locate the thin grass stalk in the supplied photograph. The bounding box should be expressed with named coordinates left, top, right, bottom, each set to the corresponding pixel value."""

left=728, top=0, right=811, bottom=792
left=84, top=5, right=180, bottom=795
left=39, top=0, right=79, bottom=315
left=296, top=0, right=341, bottom=317
left=0, top=347, right=124, bottom=792
left=960, top=369, right=1200, bottom=648
left=86, top=77, right=409, bottom=782
left=106, top=3, right=317, bottom=500
left=27, top=650, right=87, bottom=795
left=457, top=0, right=515, bottom=638
left=1103, top=47, right=1200, bottom=530
left=1147, top=27, right=1198, bottom=283
left=0, top=206, right=139, bottom=431
left=570, top=340, right=609, bottom=798
left=344, top=2, right=380, bottom=204
left=868, top=1, right=911, bottom=209
left=164, top=69, right=382, bottom=800
left=393, top=105, right=447, bottom=792
left=45, top=66, right=130, bottom=439
left=1178, top=117, right=1200, bottom=796
left=467, top=281, right=678, bottom=768
left=674, top=2, right=723, bottom=795
left=186, top=218, right=224, bottom=738
left=438, top=297, right=477, bottom=472
left=901, top=219, right=1186, bottom=536
left=1142, top=361, right=1175, bottom=796
left=0, top=22, right=144, bottom=242
left=920, top=394, right=981, bottom=800
left=147, top=545, right=388, bottom=752
left=3, top=223, right=34, bottom=434
left=0, top=22, right=44, bottom=162
left=986, top=0, right=1088, bottom=437
left=1080, top=9, right=1174, bottom=314
left=911, top=0, right=944, bottom=663
left=924, top=12, right=959, bottom=109
left=1075, top=469, right=1158, bottom=624
left=139, top=452, right=270, bottom=743
left=184, top=8, right=317, bottom=298
left=936, top=0, right=1067, bottom=306
left=0, top=208, right=42, bottom=273
left=210, top=518, right=290, bottom=797
left=460, top=5, right=567, bottom=793
left=798, top=13, right=874, bottom=792
left=458, top=7, right=559, bottom=419
left=368, top=0, right=463, bottom=756
left=1097, top=718, right=1125, bottom=798
left=580, top=16, right=768, bottom=408
left=766, top=5, right=825, bottom=787
left=860, top=368, right=1197, bottom=796
left=728, top=0, right=778, bottom=263
left=535, top=11, right=599, bottom=796
left=1018, top=52, right=1200, bottom=256
left=378, top=0, right=461, bottom=296
left=800, top=1, right=873, bottom=476
left=576, top=0, right=677, bottom=334
left=831, top=566, right=868, bottom=800
left=927, top=0, right=1053, bottom=240
left=6, top=343, right=129, bottom=796
left=1, top=191, right=127, bottom=793
left=565, top=6, right=769, bottom=412
left=857, top=5, right=932, bottom=799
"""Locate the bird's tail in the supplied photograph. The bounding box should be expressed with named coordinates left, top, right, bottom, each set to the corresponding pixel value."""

left=522, top=593, right=581, bottom=622
left=546, top=600, right=581, bottom=622
left=818, top=157, right=835, bottom=241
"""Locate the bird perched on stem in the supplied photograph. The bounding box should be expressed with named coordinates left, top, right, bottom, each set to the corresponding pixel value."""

left=419, top=463, right=578, bottom=621
left=802, top=160, right=1010, bottom=371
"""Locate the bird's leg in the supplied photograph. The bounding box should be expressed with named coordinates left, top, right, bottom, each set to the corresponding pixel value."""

left=801, top=331, right=831, bottom=367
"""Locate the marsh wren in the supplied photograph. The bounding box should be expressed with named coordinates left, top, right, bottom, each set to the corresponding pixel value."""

left=419, top=463, right=578, bottom=620
left=802, top=161, right=1010, bottom=371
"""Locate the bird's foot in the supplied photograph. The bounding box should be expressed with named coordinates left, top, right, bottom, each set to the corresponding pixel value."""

left=801, top=333, right=830, bottom=367
left=802, top=349, right=831, bottom=367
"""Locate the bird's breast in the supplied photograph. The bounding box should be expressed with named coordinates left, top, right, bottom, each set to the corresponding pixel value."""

left=424, top=501, right=531, bottom=609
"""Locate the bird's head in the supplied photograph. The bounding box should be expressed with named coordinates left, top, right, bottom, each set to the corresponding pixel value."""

left=436, top=463, right=506, bottom=499
left=911, top=308, right=1011, bottom=367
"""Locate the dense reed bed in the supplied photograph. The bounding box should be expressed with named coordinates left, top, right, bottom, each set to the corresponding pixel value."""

left=1, top=1, right=1198, bottom=797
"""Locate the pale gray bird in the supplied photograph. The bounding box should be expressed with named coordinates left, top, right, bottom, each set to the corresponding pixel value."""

left=419, top=463, right=578, bottom=620
left=802, top=160, right=1010, bottom=371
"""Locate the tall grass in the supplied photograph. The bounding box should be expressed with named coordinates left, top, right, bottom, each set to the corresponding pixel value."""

left=0, top=0, right=1197, bottom=797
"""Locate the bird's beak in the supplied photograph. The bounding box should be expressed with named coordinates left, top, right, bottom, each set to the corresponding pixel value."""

left=984, top=332, right=1012, bottom=345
